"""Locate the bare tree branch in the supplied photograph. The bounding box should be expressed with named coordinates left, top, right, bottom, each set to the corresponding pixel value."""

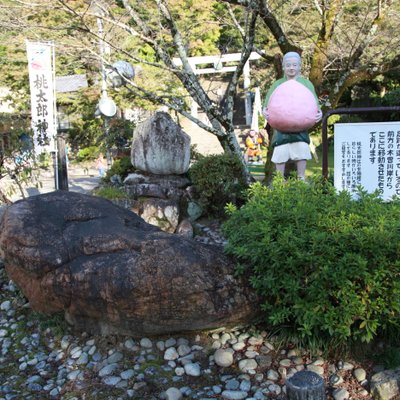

left=331, top=54, right=400, bottom=108
left=227, top=3, right=246, bottom=38
left=154, top=0, right=226, bottom=127
left=224, top=4, right=258, bottom=125
left=256, top=0, right=302, bottom=54
left=309, top=0, right=345, bottom=91
left=219, top=0, right=301, bottom=54
left=330, top=1, right=394, bottom=107
left=312, top=0, right=323, bottom=16
left=124, top=80, right=225, bottom=136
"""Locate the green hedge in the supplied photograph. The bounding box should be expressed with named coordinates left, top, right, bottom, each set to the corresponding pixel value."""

left=76, top=146, right=99, bottom=162
left=104, top=156, right=135, bottom=182
left=189, top=153, right=247, bottom=217
left=223, top=177, right=400, bottom=343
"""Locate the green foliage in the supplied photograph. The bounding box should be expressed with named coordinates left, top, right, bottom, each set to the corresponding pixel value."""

left=104, top=118, right=135, bottom=156
left=0, top=127, right=42, bottom=202
left=37, top=152, right=51, bottom=169
left=61, top=91, right=104, bottom=150
left=373, top=88, right=400, bottom=107
left=76, top=146, right=99, bottom=162
left=189, top=153, right=247, bottom=217
left=190, top=144, right=205, bottom=162
left=93, top=186, right=130, bottom=200
left=374, top=346, right=400, bottom=369
left=31, top=311, right=68, bottom=338
left=212, top=2, right=246, bottom=54
left=104, top=155, right=135, bottom=182
left=223, top=176, right=400, bottom=344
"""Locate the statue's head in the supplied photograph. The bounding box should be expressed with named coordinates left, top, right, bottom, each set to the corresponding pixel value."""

left=282, top=52, right=301, bottom=79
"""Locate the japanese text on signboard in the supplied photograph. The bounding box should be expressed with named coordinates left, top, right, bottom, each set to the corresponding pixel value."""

left=334, top=122, right=400, bottom=200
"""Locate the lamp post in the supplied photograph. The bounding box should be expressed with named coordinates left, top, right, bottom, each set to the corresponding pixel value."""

left=94, top=5, right=134, bottom=166
left=96, top=13, right=114, bottom=168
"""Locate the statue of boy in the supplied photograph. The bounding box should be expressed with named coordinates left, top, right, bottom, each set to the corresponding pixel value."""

left=263, top=52, right=322, bottom=180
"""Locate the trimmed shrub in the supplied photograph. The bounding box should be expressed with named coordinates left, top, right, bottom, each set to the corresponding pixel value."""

left=104, top=156, right=135, bottom=182
left=223, top=176, right=400, bottom=343
left=76, top=146, right=99, bottom=162
left=93, top=186, right=130, bottom=200
left=189, top=153, right=247, bottom=217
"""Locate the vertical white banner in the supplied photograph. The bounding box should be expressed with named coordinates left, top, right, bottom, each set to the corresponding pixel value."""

left=251, top=87, right=261, bottom=131
left=26, top=41, right=56, bottom=153
left=334, top=122, right=400, bottom=200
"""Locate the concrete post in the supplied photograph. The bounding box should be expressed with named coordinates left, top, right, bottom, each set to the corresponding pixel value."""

left=286, top=371, right=326, bottom=400
left=56, top=135, right=69, bottom=191
left=243, top=61, right=252, bottom=126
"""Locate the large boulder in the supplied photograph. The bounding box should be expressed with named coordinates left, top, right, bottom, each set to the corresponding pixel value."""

left=131, top=112, right=191, bottom=175
left=0, top=191, right=258, bottom=336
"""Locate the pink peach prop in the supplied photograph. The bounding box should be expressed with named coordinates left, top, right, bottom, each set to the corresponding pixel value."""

left=266, top=80, right=318, bottom=132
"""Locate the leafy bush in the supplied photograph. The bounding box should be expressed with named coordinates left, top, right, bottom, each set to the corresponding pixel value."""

left=374, top=87, right=400, bottom=107
left=223, top=176, right=400, bottom=343
left=373, top=345, right=400, bottom=369
left=0, top=129, right=42, bottom=203
left=105, top=119, right=135, bottom=153
left=190, top=144, right=204, bottom=162
left=36, top=151, right=51, bottom=169
left=76, top=146, right=99, bottom=162
left=189, top=153, right=247, bottom=217
left=103, top=155, right=135, bottom=182
left=93, top=186, right=130, bottom=200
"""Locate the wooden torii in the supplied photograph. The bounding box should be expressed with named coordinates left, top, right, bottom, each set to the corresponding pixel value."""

left=173, top=52, right=263, bottom=128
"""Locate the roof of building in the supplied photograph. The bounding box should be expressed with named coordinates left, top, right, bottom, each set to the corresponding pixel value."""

left=56, top=74, right=88, bottom=93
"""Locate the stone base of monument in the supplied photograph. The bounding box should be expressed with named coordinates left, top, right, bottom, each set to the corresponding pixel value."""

left=121, top=172, right=192, bottom=233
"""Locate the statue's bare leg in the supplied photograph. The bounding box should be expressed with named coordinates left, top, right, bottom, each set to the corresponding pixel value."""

left=296, top=160, right=307, bottom=180
left=275, top=163, right=286, bottom=175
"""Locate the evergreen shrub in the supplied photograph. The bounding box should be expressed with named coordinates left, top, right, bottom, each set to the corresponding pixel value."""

left=76, top=146, right=99, bottom=162
left=189, top=153, right=247, bottom=217
left=104, top=155, right=135, bottom=182
left=93, top=186, right=130, bottom=200
left=223, top=176, right=400, bottom=343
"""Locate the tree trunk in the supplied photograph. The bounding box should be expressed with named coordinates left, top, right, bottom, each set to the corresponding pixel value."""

left=256, top=0, right=302, bottom=55
left=309, top=0, right=344, bottom=92
left=263, top=124, right=275, bottom=184
left=0, top=188, right=12, bottom=205
left=219, top=129, right=254, bottom=185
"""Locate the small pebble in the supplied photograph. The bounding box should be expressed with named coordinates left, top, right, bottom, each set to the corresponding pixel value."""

left=214, top=349, right=234, bottom=368
left=165, top=387, right=183, bottom=400
left=353, top=368, right=367, bottom=382
left=306, top=365, right=324, bottom=375
left=332, top=388, right=350, bottom=400
left=184, top=363, right=201, bottom=377
left=221, top=390, right=248, bottom=400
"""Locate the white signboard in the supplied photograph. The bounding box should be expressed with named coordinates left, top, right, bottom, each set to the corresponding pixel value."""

left=26, top=41, right=56, bottom=153
left=334, top=122, right=400, bottom=200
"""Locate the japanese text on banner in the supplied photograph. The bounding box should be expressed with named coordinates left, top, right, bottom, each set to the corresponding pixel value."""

left=26, top=41, right=56, bottom=153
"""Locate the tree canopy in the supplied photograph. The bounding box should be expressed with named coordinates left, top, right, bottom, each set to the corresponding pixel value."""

left=0, top=0, right=399, bottom=176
